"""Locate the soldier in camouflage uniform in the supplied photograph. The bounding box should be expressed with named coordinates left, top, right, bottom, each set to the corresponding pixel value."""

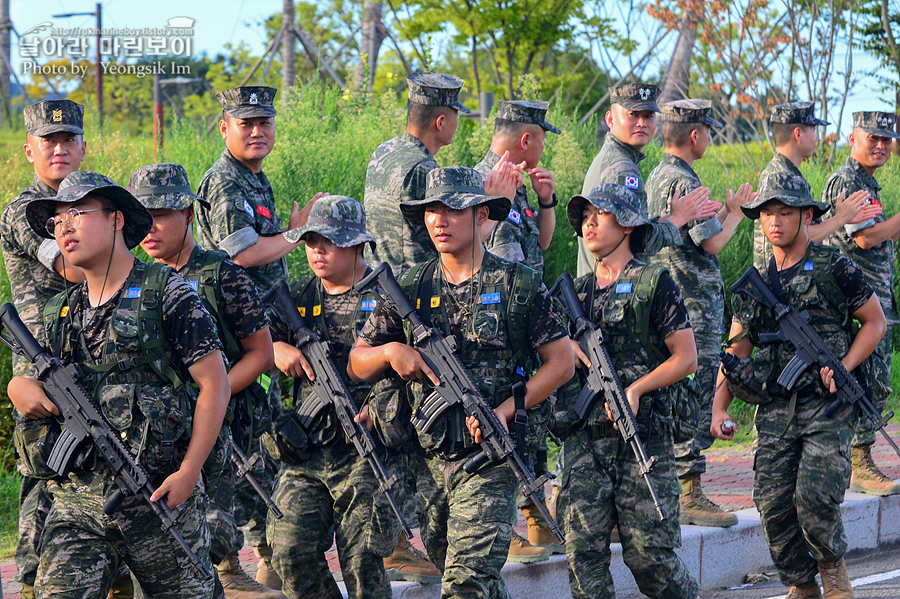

left=10, top=171, right=230, bottom=599
left=349, top=166, right=574, bottom=599
left=647, top=99, right=754, bottom=528
left=576, top=83, right=719, bottom=277
left=712, top=172, right=886, bottom=599
left=820, top=111, right=900, bottom=497
left=0, top=99, right=86, bottom=599
left=555, top=183, right=700, bottom=599
left=131, top=163, right=283, bottom=599
left=754, top=102, right=876, bottom=271
left=196, top=86, right=323, bottom=587
left=264, top=195, right=401, bottom=599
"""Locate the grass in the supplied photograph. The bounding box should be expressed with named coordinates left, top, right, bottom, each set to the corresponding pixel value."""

left=0, top=468, right=20, bottom=558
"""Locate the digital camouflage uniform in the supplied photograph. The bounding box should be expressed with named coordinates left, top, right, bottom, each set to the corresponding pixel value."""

left=557, top=184, right=699, bottom=599
left=646, top=99, right=726, bottom=480
left=577, top=84, right=683, bottom=277
left=23, top=172, right=223, bottom=599
left=360, top=167, right=568, bottom=599
left=821, top=112, right=900, bottom=450
left=196, top=86, right=283, bottom=551
left=0, top=99, right=84, bottom=590
left=364, top=72, right=470, bottom=274
left=264, top=195, right=396, bottom=599
left=753, top=102, right=827, bottom=271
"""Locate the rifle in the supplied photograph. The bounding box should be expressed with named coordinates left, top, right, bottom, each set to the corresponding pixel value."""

left=230, top=440, right=283, bottom=519
left=262, top=279, right=412, bottom=540
left=355, top=263, right=565, bottom=544
left=550, top=272, right=667, bottom=521
left=0, top=303, right=212, bottom=580
left=727, top=266, right=900, bottom=458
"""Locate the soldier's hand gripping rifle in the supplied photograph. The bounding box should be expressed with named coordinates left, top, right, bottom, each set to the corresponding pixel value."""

left=726, top=266, right=900, bottom=458
left=550, top=272, right=667, bottom=521
left=0, top=303, right=212, bottom=580
left=230, top=439, right=283, bottom=519
left=262, top=279, right=412, bottom=540
left=355, top=263, right=565, bottom=544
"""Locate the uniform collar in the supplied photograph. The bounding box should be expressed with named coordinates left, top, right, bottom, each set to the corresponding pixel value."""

left=660, top=153, right=699, bottom=180
left=772, top=151, right=804, bottom=176
left=401, top=131, right=435, bottom=161
left=31, top=173, right=58, bottom=198
left=222, top=147, right=269, bottom=190
left=606, top=133, right=646, bottom=164
left=845, top=156, right=881, bottom=192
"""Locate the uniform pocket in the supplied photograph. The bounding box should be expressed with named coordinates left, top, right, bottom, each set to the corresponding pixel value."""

left=13, top=417, right=61, bottom=479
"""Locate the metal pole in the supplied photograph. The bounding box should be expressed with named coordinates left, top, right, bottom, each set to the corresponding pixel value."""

left=479, top=92, right=494, bottom=125
left=153, top=73, right=162, bottom=160
left=96, top=3, right=103, bottom=127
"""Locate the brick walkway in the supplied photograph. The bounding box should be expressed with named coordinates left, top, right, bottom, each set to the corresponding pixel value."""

left=3, top=424, right=899, bottom=598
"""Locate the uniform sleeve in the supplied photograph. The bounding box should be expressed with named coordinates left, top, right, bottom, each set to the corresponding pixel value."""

left=650, top=270, right=691, bottom=340
left=219, top=260, right=269, bottom=341
left=203, top=179, right=260, bottom=258
left=4, top=200, right=61, bottom=271
left=527, top=283, right=568, bottom=349
left=824, top=175, right=877, bottom=236
left=358, top=302, right=407, bottom=347
left=161, top=273, right=224, bottom=367
left=832, top=252, right=875, bottom=314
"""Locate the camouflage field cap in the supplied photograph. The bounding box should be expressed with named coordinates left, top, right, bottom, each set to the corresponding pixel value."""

left=660, top=99, right=723, bottom=128
left=566, top=183, right=651, bottom=236
left=400, top=166, right=510, bottom=225
left=769, top=101, right=829, bottom=126
left=24, top=99, right=85, bottom=136
left=128, top=163, right=210, bottom=211
left=610, top=83, right=660, bottom=112
left=852, top=111, right=900, bottom=139
left=406, top=72, right=471, bottom=113
left=217, top=86, right=278, bottom=119
left=741, top=172, right=827, bottom=220
left=284, top=195, right=375, bottom=248
left=26, top=171, right=152, bottom=250
left=496, top=100, right=561, bottom=134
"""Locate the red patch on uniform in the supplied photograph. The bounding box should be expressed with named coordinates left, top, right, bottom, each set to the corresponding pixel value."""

left=525, top=209, right=534, bottom=218
left=256, top=205, right=271, bottom=219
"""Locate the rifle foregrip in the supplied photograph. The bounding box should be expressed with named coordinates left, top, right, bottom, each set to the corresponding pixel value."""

left=463, top=450, right=491, bottom=474
left=824, top=398, right=843, bottom=419
left=0, top=302, right=47, bottom=362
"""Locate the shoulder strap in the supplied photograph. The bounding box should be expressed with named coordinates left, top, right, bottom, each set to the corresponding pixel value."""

left=398, top=259, right=438, bottom=324
left=138, top=262, right=185, bottom=391
left=508, top=262, right=541, bottom=370
left=195, top=250, right=244, bottom=363
left=291, top=275, right=317, bottom=330
left=811, top=245, right=849, bottom=327
left=44, top=288, right=77, bottom=357
left=630, top=263, right=668, bottom=365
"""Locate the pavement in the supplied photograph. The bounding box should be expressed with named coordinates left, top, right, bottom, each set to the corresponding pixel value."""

left=2, top=424, right=899, bottom=598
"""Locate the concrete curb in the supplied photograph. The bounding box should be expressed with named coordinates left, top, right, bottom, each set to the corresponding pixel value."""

left=365, top=486, right=900, bottom=598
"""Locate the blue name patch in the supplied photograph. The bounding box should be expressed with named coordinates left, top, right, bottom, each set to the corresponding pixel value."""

left=516, top=365, right=526, bottom=376
left=804, top=262, right=814, bottom=271
left=481, top=292, right=501, bottom=305
left=125, top=287, right=142, bottom=298
left=188, top=280, right=199, bottom=290
left=508, top=209, right=522, bottom=225
left=361, top=299, right=376, bottom=311
left=615, top=283, right=633, bottom=294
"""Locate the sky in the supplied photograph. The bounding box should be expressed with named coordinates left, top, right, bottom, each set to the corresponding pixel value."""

left=7, top=0, right=898, bottom=138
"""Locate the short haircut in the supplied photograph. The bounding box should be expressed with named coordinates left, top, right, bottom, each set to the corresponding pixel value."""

left=407, top=103, right=453, bottom=131
left=493, top=118, right=534, bottom=139
left=661, top=121, right=703, bottom=147
left=770, top=122, right=812, bottom=146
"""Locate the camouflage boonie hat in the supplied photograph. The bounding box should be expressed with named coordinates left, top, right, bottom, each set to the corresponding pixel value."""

left=406, top=72, right=471, bottom=113
left=496, top=100, right=560, bottom=134
left=26, top=171, right=152, bottom=250
left=660, top=99, right=723, bottom=128
left=400, top=166, right=510, bottom=225
left=566, top=183, right=651, bottom=236
left=741, top=172, right=828, bottom=220
left=284, top=195, right=375, bottom=248
left=24, top=99, right=85, bottom=136
left=128, top=163, right=210, bottom=211
left=610, top=83, right=660, bottom=112
left=853, top=111, right=900, bottom=139
left=769, top=101, right=829, bottom=126
left=217, top=86, right=278, bottom=119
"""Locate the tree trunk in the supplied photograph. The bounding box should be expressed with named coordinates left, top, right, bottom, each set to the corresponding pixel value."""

left=355, top=0, right=385, bottom=91
left=283, top=0, right=296, bottom=90
left=658, top=0, right=703, bottom=103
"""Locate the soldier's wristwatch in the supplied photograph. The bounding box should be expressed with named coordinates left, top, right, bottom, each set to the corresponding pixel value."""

left=538, top=194, right=558, bottom=209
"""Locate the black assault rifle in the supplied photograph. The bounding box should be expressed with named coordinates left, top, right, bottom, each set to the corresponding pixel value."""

left=550, top=272, right=667, bottom=521
left=262, top=279, right=412, bottom=540
left=726, top=266, right=900, bottom=458
left=355, top=263, right=565, bottom=544
left=230, top=440, right=283, bottom=519
left=0, top=303, right=212, bottom=580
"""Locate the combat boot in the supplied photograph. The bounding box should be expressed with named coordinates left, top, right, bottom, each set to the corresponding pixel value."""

left=522, top=501, right=564, bottom=554
left=818, top=559, right=852, bottom=599
left=547, top=486, right=560, bottom=522
left=383, top=536, right=442, bottom=583
left=108, top=572, right=135, bottom=598
left=253, top=545, right=283, bottom=590
left=849, top=445, right=900, bottom=496
left=21, top=583, right=35, bottom=599
left=785, top=581, right=822, bottom=599
left=217, top=552, right=286, bottom=599
left=506, top=530, right=550, bottom=563
left=679, top=474, right=739, bottom=527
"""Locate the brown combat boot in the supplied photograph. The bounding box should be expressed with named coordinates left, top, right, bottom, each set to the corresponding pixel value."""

left=679, top=474, right=739, bottom=527
left=785, top=580, right=823, bottom=599
left=21, top=583, right=35, bottom=599
left=506, top=530, right=550, bottom=563
left=850, top=445, right=900, bottom=496
left=818, top=559, right=852, bottom=599
left=547, top=486, right=560, bottom=521
left=253, top=545, right=283, bottom=591
left=217, top=552, right=286, bottom=599
left=383, top=536, right=443, bottom=583
left=522, top=501, right=565, bottom=554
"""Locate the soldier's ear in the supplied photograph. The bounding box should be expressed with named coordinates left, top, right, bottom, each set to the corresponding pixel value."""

left=219, top=118, right=228, bottom=140
left=605, top=110, right=614, bottom=130
left=434, top=113, right=446, bottom=132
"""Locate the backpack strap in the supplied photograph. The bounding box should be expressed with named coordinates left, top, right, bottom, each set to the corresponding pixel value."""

left=630, top=263, right=668, bottom=366
left=137, top=262, right=185, bottom=391
left=507, top=262, right=541, bottom=373
left=811, top=245, right=849, bottom=327
left=195, top=250, right=244, bottom=364
left=398, top=259, right=438, bottom=341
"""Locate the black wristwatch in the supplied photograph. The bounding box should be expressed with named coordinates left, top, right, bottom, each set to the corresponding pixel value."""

left=538, top=193, right=558, bottom=209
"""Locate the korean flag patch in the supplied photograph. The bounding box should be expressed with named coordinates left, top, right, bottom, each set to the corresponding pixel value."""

left=508, top=209, right=522, bottom=225
left=624, top=176, right=639, bottom=190
left=243, top=199, right=254, bottom=219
